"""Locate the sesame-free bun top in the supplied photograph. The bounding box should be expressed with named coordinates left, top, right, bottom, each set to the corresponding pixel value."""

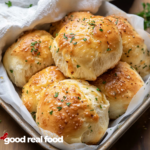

left=107, top=15, right=150, bottom=78
left=36, top=79, right=110, bottom=144
left=91, top=61, right=144, bottom=119
left=49, top=11, right=93, bottom=37
left=3, top=30, right=54, bottom=87
left=51, top=16, right=122, bottom=81
left=21, top=66, right=65, bottom=114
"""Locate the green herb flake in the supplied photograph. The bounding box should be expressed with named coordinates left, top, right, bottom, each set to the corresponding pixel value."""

left=26, top=90, right=28, bottom=94
left=83, top=38, right=87, bottom=41
left=5, top=1, right=12, bottom=7
left=64, top=33, right=68, bottom=40
left=25, top=60, right=28, bottom=62
left=76, top=65, right=80, bottom=68
left=70, top=37, right=75, bottom=43
left=49, top=46, right=51, bottom=49
left=102, top=81, right=106, bottom=84
left=54, top=92, right=59, bottom=98
left=73, top=42, right=77, bottom=45
left=30, top=41, right=37, bottom=46
left=56, top=33, right=58, bottom=37
left=107, top=48, right=111, bottom=51
left=28, top=4, right=32, bottom=8
left=115, top=73, right=117, bottom=76
left=78, top=97, right=81, bottom=100
left=96, top=88, right=101, bottom=91
left=115, top=19, right=118, bottom=25
left=49, top=111, right=53, bottom=115
left=128, top=49, right=132, bottom=53
left=95, top=98, right=98, bottom=101
left=99, top=28, right=103, bottom=32
left=61, top=100, right=64, bottom=102
left=10, top=70, right=13, bottom=73
left=56, top=48, right=59, bottom=53
left=57, top=107, right=62, bottom=111
left=66, top=102, right=71, bottom=106
left=100, top=105, right=102, bottom=109
left=37, top=52, right=40, bottom=56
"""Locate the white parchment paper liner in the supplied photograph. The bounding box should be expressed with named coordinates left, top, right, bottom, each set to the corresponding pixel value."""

left=0, top=1, right=150, bottom=150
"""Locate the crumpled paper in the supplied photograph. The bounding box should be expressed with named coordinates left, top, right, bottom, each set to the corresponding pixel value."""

left=0, top=1, right=150, bottom=150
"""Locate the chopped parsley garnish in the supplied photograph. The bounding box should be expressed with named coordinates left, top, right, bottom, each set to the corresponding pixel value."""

left=115, top=73, right=117, bottom=76
left=28, top=4, right=32, bottom=8
left=83, top=38, right=87, bottom=41
left=66, top=102, right=71, bottom=106
left=57, top=107, right=62, bottom=111
left=5, top=1, right=12, bottom=7
left=102, top=81, right=106, bottom=84
left=70, top=37, right=75, bottom=43
left=25, top=60, right=27, bottom=62
left=31, top=41, right=37, bottom=46
left=78, top=97, right=81, bottom=100
left=61, top=100, right=64, bottom=102
left=77, top=65, right=80, bottom=68
left=54, top=92, right=59, bottom=98
left=115, top=19, right=118, bottom=25
left=73, top=42, right=77, bottom=45
left=26, top=90, right=28, bottom=94
left=37, top=52, right=40, bottom=55
left=49, top=46, right=51, bottom=49
left=95, top=98, right=98, bottom=101
left=107, top=48, right=111, bottom=51
left=49, top=111, right=53, bottom=115
left=137, top=3, right=150, bottom=30
left=64, top=33, right=68, bottom=40
left=128, top=49, right=132, bottom=53
left=56, top=33, right=58, bottom=36
left=10, top=70, right=13, bottom=73
left=63, top=96, right=66, bottom=99
left=90, top=109, right=94, bottom=111
left=97, top=88, right=101, bottom=91
left=100, top=105, right=102, bottom=109
left=56, top=48, right=59, bottom=53
left=99, top=29, right=103, bottom=32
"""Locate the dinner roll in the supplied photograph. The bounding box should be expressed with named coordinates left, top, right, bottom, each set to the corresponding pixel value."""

left=21, top=66, right=65, bottom=114
left=107, top=15, right=150, bottom=78
left=52, top=16, right=122, bottom=81
left=36, top=79, right=109, bottom=144
left=91, top=61, right=144, bottom=119
left=50, top=11, right=93, bottom=37
left=3, top=30, right=54, bottom=87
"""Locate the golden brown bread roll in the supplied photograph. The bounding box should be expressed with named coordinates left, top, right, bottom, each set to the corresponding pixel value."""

left=52, top=16, right=122, bottom=81
left=49, top=11, right=93, bottom=37
left=36, top=79, right=110, bottom=144
left=107, top=15, right=150, bottom=78
left=91, top=61, right=144, bottom=119
left=3, top=30, right=54, bottom=87
left=21, top=66, right=65, bottom=114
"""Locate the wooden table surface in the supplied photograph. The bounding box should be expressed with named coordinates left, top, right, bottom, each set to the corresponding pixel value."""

left=0, top=0, right=150, bottom=150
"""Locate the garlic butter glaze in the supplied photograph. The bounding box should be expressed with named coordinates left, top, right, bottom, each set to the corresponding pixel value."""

left=36, top=79, right=109, bottom=144
left=107, top=15, right=150, bottom=78
left=22, top=66, right=65, bottom=113
left=3, top=30, right=54, bottom=87
left=52, top=16, right=122, bottom=81
left=91, top=62, right=144, bottom=119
